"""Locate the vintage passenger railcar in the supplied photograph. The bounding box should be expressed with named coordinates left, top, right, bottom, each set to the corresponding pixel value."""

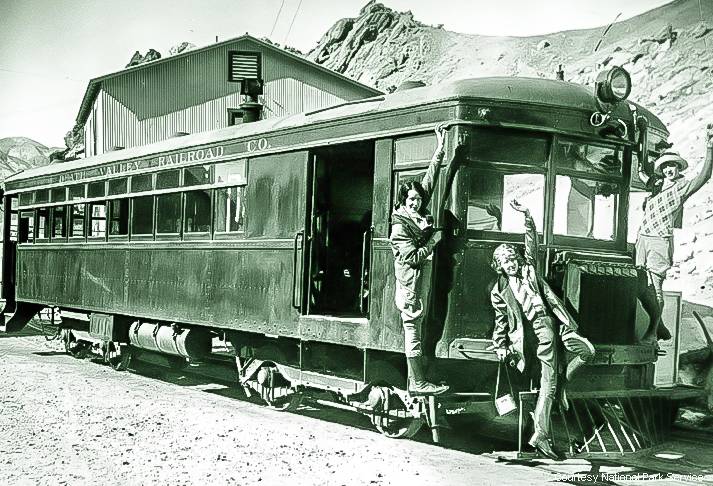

left=1, top=69, right=701, bottom=456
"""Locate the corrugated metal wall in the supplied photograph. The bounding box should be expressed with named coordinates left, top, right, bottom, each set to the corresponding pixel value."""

left=88, top=40, right=374, bottom=154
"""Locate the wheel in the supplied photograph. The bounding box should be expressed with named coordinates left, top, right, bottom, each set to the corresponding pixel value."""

left=64, top=330, right=90, bottom=358
left=254, top=365, right=303, bottom=412
left=368, top=387, right=423, bottom=439
left=102, top=342, right=131, bottom=371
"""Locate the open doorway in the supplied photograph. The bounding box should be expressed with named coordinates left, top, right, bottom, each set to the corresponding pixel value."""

left=306, top=141, right=374, bottom=317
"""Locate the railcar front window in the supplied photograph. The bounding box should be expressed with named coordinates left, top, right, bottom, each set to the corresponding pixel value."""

left=465, top=170, right=545, bottom=232
left=131, top=196, right=154, bottom=235
left=184, top=190, right=211, bottom=233
left=468, top=128, right=549, bottom=166
left=553, top=176, right=619, bottom=240
left=156, top=193, right=181, bottom=234
left=215, top=187, right=245, bottom=233
left=553, top=139, right=623, bottom=242
left=555, top=141, right=622, bottom=176
left=70, top=204, right=86, bottom=237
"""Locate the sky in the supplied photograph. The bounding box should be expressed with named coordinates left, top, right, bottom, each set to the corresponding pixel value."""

left=0, top=0, right=675, bottom=148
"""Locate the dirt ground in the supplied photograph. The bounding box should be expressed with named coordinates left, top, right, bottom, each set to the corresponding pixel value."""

left=1, top=332, right=712, bottom=486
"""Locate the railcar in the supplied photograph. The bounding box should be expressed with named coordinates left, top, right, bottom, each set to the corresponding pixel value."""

left=1, top=68, right=702, bottom=456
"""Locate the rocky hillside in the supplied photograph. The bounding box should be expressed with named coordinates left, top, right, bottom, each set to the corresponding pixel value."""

left=0, top=137, right=61, bottom=180
left=310, top=0, right=713, bottom=308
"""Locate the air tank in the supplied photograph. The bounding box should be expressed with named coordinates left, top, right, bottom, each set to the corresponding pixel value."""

left=128, top=322, right=212, bottom=360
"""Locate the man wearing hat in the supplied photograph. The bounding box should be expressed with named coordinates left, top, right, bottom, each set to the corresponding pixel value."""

left=637, top=126, right=713, bottom=343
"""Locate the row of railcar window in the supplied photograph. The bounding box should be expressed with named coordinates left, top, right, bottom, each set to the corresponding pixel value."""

left=12, top=160, right=247, bottom=243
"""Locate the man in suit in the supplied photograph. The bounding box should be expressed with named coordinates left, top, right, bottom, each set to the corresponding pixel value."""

left=490, top=200, right=595, bottom=460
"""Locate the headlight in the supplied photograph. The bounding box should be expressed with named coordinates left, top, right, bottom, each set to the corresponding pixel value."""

left=595, top=66, right=632, bottom=104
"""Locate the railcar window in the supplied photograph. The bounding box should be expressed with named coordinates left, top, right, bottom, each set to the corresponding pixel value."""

left=465, top=169, right=545, bottom=233
left=19, top=192, right=33, bottom=206
left=394, top=134, right=437, bottom=168
left=88, top=182, right=106, bottom=198
left=108, top=179, right=128, bottom=196
left=156, top=169, right=180, bottom=189
left=215, top=160, right=247, bottom=185
left=35, top=189, right=49, bottom=204
left=215, top=187, right=245, bottom=233
left=70, top=204, right=86, bottom=237
left=131, top=196, right=154, bottom=235
left=184, top=190, right=211, bottom=233
left=156, top=193, right=181, bottom=234
left=37, top=208, right=50, bottom=239
left=555, top=141, right=623, bottom=176
left=51, top=187, right=66, bottom=203
left=467, top=128, right=549, bottom=166
left=109, top=200, right=129, bottom=235
left=18, top=211, right=34, bottom=243
left=9, top=197, right=18, bottom=242
left=553, top=176, right=619, bottom=241
left=184, top=165, right=213, bottom=186
left=51, top=206, right=67, bottom=239
left=89, top=203, right=107, bottom=237
left=131, top=174, right=153, bottom=193
left=69, top=184, right=85, bottom=200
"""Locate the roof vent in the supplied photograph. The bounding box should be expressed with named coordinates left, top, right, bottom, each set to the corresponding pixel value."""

left=173, top=131, right=189, bottom=137
left=396, top=80, right=426, bottom=91
left=109, top=145, right=125, bottom=151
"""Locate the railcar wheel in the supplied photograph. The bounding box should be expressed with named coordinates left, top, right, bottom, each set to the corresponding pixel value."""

left=63, top=330, right=90, bottom=359
left=368, top=387, right=423, bottom=439
left=102, top=342, right=131, bottom=371
left=255, top=365, right=303, bottom=412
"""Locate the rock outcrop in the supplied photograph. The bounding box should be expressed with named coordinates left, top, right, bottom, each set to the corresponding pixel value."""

left=0, top=138, right=61, bottom=180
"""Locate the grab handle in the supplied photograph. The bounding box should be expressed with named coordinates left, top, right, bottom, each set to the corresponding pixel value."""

left=292, top=230, right=304, bottom=310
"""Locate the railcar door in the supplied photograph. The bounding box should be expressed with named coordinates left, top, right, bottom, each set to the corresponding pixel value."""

left=302, top=141, right=375, bottom=317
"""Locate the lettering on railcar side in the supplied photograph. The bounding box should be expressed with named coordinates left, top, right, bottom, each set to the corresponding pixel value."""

left=246, top=138, right=270, bottom=153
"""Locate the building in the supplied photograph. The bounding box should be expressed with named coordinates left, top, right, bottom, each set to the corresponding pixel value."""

left=76, top=34, right=382, bottom=157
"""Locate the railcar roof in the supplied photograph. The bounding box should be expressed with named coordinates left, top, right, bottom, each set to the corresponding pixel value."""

left=7, top=76, right=667, bottom=184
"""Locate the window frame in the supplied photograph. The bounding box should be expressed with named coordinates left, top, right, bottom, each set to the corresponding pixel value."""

left=550, top=136, right=628, bottom=249
left=129, top=195, right=155, bottom=241
left=183, top=189, right=212, bottom=240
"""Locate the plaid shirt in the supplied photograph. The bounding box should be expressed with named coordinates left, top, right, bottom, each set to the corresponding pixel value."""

left=639, top=178, right=691, bottom=237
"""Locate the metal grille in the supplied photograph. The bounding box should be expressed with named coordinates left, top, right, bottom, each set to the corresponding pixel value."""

left=229, top=51, right=260, bottom=81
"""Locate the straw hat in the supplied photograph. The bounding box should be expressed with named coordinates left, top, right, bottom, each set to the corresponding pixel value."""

left=653, top=152, right=688, bottom=174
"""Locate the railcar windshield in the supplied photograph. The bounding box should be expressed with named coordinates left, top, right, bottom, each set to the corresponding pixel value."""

left=552, top=139, right=623, bottom=241
left=462, top=128, right=626, bottom=243
left=463, top=128, right=548, bottom=235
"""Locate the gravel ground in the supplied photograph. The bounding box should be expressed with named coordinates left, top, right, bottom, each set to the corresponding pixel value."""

left=2, top=332, right=712, bottom=486
left=0, top=333, right=561, bottom=486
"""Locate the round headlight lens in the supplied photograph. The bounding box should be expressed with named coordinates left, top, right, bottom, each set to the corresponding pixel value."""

left=609, top=68, right=632, bottom=101
left=595, top=66, right=632, bottom=104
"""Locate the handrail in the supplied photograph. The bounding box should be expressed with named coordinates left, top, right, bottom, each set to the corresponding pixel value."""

left=291, top=230, right=304, bottom=310
left=359, top=226, right=373, bottom=315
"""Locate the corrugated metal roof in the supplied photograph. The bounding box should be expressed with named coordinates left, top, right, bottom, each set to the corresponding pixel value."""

left=75, top=34, right=383, bottom=125
left=13, top=76, right=666, bottom=184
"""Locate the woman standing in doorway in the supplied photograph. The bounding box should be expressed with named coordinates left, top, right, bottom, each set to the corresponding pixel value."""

left=390, top=124, right=449, bottom=396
